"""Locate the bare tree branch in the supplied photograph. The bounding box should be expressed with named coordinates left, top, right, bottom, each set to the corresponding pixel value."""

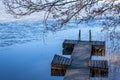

left=2, top=0, right=120, bottom=54
left=2, top=0, right=120, bottom=31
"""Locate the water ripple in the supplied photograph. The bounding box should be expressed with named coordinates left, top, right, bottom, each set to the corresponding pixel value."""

left=0, top=21, right=44, bottom=47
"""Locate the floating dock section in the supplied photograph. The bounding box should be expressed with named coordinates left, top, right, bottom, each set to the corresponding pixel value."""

left=51, top=54, right=71, bottom=76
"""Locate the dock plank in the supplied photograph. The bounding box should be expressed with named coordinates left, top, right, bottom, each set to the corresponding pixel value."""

left=64, top=42, right=92, bottom=80
left=64, top=69, right=90, bottom=80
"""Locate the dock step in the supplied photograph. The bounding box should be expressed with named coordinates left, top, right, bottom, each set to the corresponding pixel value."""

left=51, top=54, right=71, bottom=65
left=51, top=54, right=71, bottom=76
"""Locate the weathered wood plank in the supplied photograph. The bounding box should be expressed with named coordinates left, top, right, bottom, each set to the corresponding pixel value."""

left=64, top=42, right=92, bottom=80
left=89, top=60, right=108, bottom=68
left=70, top=43, right=91, bottom=67
left=64, top=69, right=90, bottom=80
left=51, top=54, right=71, bottom=76
left=51, top=54, right=71, bottom=65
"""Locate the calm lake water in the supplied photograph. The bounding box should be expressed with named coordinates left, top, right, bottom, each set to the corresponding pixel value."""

left=0, top=21, right=120, bottom=80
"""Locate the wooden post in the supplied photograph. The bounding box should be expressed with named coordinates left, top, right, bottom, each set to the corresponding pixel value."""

left=89, top=30, right=92, bottom=41
left=78, top=30, right=81, bottom=41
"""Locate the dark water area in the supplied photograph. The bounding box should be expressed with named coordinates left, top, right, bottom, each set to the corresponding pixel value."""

left=0, top=21, right=120, bottom=80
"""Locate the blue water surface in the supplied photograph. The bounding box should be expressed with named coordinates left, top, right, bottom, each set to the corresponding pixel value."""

left=0, top=21, right=86, bottom=80
left=0, top=21, right=119, bottom=80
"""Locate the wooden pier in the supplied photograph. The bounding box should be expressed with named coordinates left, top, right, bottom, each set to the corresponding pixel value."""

left=64, top=40, right=108, bottom=80
left=51, top=39, right=108, bottom=79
